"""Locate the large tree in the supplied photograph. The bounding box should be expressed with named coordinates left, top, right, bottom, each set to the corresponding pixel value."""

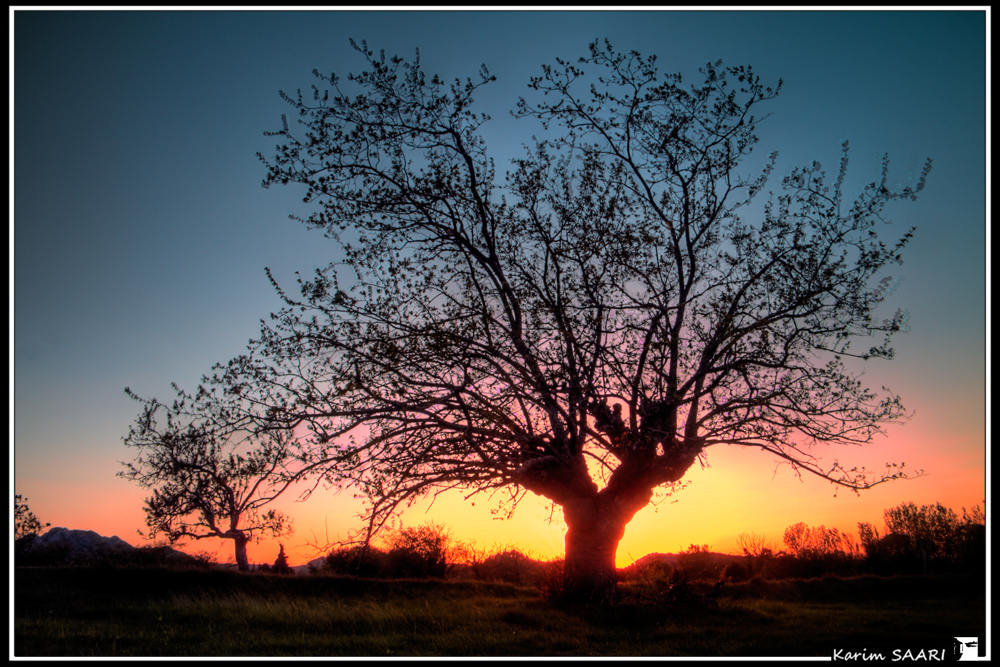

left=119, top=386, right=297, bottom=571
left=167, top=40, right=929, bottom=599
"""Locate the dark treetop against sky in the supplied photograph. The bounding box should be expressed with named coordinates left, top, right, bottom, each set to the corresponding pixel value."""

left=12, top=9, right=987, bottom=564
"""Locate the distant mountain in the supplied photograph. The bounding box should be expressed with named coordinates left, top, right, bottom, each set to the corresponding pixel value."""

left=291, top=556, right=328, bottom=574
left=24, top=527, right=197, bottom=566
left=629, top=551, right=743, bottom=569
left=31, top=527, right=136, bottom=559
left=629, top=552, right=681, bottom=568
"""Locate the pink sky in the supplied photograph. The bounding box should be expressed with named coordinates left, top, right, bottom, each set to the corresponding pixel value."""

left=25, top=394, right=985, bottom=569
left=13, top=9, right=987, bottom=572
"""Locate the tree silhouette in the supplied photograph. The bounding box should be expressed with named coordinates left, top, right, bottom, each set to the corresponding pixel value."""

left=859, top=501, right=985, bottom=574
left=383, top=521, right=455, bottom=578
left=736, top=532, right=773, bottom=558
left=272, top=543, right=292, bottom=574
left=119, top=387, right=296, bottom=571
left=157, top=39, right=929, bottom=600
left=14, top=494, right=50, bottom=557
left=783, top=522, right=859, bottom=559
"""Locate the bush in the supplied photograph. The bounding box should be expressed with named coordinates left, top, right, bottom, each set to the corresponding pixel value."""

left=385, top=544, right=446, bottom=578
left=538, top=559, right=565, bottom=600
left=324, top=545, right=388, bottom=577
left=321, top=522, right=458, bottom=579
left=629, top=557, right=673, bottom=584
left=480, top=549, right=539, bottom=584
left=721, top=561, right=751, bottom=582
left=383, top=523, right=453, bottom=578
left=677, top=544, right=723, bottom=581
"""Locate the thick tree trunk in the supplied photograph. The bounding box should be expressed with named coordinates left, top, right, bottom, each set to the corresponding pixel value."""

left=233, top=535, right=250, bottom=572
left=561, top=497, right=631, bottom=603
left=519, top=438, right=700, bottom=603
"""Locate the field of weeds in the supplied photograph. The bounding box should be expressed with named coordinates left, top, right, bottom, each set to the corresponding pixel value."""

left=14, top=566, right=987, bottom=658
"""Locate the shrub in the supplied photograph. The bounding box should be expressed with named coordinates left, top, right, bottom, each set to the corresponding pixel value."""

left=324, top=545, right=387, bottom=577
left=481, top=548, right=538, bottom=584
left=271, top=544, right=292, bottom=575
left=538, top=559, right=565, bottom=600
left=721, top=560, right=751, bottom=582
left=322, top=523, right=457, bottom=579
left=632, top=558, right=673, bottom=584
left=677, top=544, right=723, bottom=581
left=382, top=522, right=454, bottom=578
left=385, top=544, right=446, bottom=578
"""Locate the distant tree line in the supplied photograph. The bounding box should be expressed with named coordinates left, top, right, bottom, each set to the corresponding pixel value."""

left=622, top=500, right=985, bottom=586
left=858, top=502, right=985, bottom=576
left=14, top=494, right=983, bottom=590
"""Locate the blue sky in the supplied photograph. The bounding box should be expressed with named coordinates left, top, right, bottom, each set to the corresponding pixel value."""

left=12, top=9, right=987, bottom=564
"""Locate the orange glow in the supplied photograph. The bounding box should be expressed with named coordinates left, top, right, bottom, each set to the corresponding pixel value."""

left=21, top=399, right=984, bottom=572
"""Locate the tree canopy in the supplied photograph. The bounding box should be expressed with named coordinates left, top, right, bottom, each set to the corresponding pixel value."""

left=128, top=39, right=930, bottom=599
left=120, top=386, right=297, bottom=570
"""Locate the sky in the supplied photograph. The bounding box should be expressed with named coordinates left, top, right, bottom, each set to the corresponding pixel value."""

left=12, top=8, right=988, bottom=569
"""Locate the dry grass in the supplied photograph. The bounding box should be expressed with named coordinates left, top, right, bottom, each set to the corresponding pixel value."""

left=14, top=566, right=986, bottom=658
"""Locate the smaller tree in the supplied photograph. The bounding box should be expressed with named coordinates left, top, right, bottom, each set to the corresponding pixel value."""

left=735, top=532, right=776, bottom=577
left=120, top=387, right=298, bottom=571
left=14, top=494, right=50, bottom=557
left=452, top=539, right=490, bottom=580
left=272, top=543, right=293, bottom=574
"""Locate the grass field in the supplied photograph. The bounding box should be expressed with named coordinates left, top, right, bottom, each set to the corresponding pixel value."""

left=13, top=567, right=987, bottom=658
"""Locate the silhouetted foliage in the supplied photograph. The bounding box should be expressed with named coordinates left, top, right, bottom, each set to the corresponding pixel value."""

left=321, top=522, right=463, bottom=579
left=735, top=532, right=772, bottom=558
left=324, top=545, right=388, bottom=577
left=663, top=569, right=726, bottom=607
left=720, top=502, right=984, bottom=581
left=480, top=548, right=542, bottom=584
left=721, top=560, right=752, bottom=582
left=632, top=556, right=675, bottom=583
left=119, top=389, right=296, bottom=571
left=14, top=495, right=50, bottom=558
left=858, top=501, right=985, bottom=575
left=771, top=522, right=861, bottom=578
left=383, top=522, right=465, bottom=578
left=677, top=544, right=724, bottom=581
left=151, top=38, right=930, bottom=601
left=735, top=532, right=778, bottom=577
left=272, top=543, right=293, bottom=574
left=452, top=539, right=491, bottom=581
left=618, top=559, right=726, bottom=607
left=783, top=523, right=860, bottom=559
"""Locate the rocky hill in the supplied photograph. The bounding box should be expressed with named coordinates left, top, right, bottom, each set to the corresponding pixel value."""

left=627, top=550, right=744, bottom=570
left=20, top=527, right=199, bottom=566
